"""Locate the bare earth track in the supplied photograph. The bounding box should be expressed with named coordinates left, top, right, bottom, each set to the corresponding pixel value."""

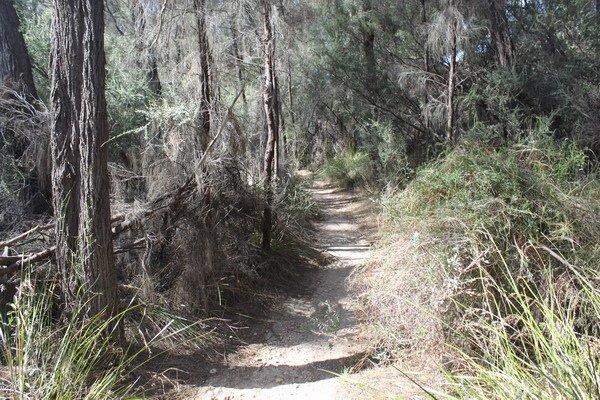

left=190, top=180, right=376, bottom=399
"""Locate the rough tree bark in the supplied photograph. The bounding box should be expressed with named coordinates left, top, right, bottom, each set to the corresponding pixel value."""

left=261, top=0, right=279, bottom=250
left=446, top=16, right=458, bottom=143
left=486, top=0, right=515, bottom=69
left=1, top=0, right=51, bottom=214
left=50, top=0, right=120, bottom=336
left=194, top=0, right=212, bottom=151
left=0, top=0, right=38, bottom=99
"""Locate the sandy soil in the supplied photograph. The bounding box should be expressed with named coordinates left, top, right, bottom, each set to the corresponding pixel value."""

left=183, top=180, right=374, bottom=399
left=162, top=179, right=432, bottom=400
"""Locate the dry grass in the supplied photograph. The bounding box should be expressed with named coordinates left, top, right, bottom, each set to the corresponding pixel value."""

left=351, top=137, right=600, bottom=389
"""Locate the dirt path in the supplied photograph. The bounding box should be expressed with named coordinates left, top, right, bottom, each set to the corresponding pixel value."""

left=192, top=180, right=375, bottom=400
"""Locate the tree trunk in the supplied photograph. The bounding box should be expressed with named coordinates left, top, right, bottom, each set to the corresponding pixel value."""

left=261, top=0, right=279, bottom=251
left=446, top=19, right=458, bottom=143
left=131, top=0, right=162, bottom=96
left=50, top=0, right=121, bottom=339
left=0, top=0, right=38, bottom=99
left=230, top=15, right=247, bottom=109
left=361, top=0, right=376, bottom=95
left=421, top=0, right=431, bottom=130
left=194, top=0, right=212, bottom=152
left=1, top=0, right=51, bottom=214
left=487, top=0, right=515, bottom=69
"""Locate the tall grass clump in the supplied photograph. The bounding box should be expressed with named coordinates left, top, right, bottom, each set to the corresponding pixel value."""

left=321, top=150, right=372, bottom=188
left=0, top=273, right=208, bottom=399
left=442, top=241, right=600, bottom=400
left=354, top=135, right=599, bottom=375
left=0, top=278, right=136, bottom=399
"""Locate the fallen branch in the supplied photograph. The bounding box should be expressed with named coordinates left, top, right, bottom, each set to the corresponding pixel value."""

left=0, top=175, right=200, bottom=277
left=0, top=222, right=54, bottom=248
left=0, top=246, right=57, bottom=277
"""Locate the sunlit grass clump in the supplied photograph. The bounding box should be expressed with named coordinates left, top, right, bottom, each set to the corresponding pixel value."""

left=444, top=252, right=600, bottom=400
left=0, top=279, right=135, bottom=399
left=321, top=150, right=372, bottom=188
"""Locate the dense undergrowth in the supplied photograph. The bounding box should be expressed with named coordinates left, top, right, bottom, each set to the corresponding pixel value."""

left=0, top=171, right=318, bottom=398
left=353, top=136, right=600, bottom=398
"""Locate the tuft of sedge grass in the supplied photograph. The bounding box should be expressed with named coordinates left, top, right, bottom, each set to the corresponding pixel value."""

left=0, top=277, right=136, bottom=399
left=439, top=237, right=600, bottom=400
left=0, top=273, right=210, bottom=399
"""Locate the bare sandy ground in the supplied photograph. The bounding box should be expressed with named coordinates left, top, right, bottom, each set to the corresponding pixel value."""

left=169, top=178, right=433, bottom=399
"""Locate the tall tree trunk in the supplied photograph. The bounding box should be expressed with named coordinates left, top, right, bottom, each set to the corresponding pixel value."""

left=230, top=15, right=247, bottom=109
left=278, top=75, right=287, bottom=164
left=361, top=0, right=376, bottom=95
left=50, top=0, right=120, bottom=338
left=486, top=0, right=515, bottom=69
left=421, top=0, right=431, bottom=130
left=446, top=18, right=458, bottom=143
left=1, top=0, right=51, bottom=213
left=0, top=0, right=38, bottom=100
left=194, top=0, right=212, bottom=152
left=131, top=0, right=162, bottom=96
left=261, top=0, right=279, bottom=251
left=287, top=59, right=295, bottom=126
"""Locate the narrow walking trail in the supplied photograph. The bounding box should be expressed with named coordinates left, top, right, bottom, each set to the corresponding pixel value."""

left=193, top=179, right=375, bottom=399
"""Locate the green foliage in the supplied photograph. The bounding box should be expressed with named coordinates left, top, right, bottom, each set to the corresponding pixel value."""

left=359, top=136, right=599, bottom=371
left=366, top=120, right=413, bottom=188
left=275, top=171, right=320, bottom=223
left=321, top=150, right=372, bottom=188
left=442, top=259, right=600, bottom=400
left=389, top=137, right=593, bottom=245
left=0, top=280, right=135, bottom=399
left=15, top=0, right=52, bottom=101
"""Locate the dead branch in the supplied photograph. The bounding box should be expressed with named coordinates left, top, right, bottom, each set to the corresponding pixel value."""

left=0, top=223, right=54, bottom=249
left=0, top=174, right=200, bottom=277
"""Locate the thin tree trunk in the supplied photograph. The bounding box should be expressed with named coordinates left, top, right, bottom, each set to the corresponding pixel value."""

left=287, top=59, right=295, bottom=126
left=261, top=0, right=279, bottom=250
left=361, top=0, right=376, bottom=95
left=194, top=0, right=212, bottom=151
left=421, top=0, right=431, bottom=130
left=487, top=0, right=515, bottom=69
left=230, top=15, right=247, bottom=109
left=446, top=19, right=458, bottom=143
left=50, top=0, right=121, bottom=339
left=278, top=75, right=287, bottom=164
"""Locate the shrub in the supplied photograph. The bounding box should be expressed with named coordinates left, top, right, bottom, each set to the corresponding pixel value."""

left=0, top=273, right=211, bottom=399
left=0, top=279, right=135, bottom=399
left=321, top=150, right=372, bottom=188
left=354, top=136, right=599, bottom=369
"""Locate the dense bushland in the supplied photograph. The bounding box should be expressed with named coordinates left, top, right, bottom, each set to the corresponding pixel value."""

left=354, top=136, right=600, bottom=396
left=2, top=0, right=600, bottom=397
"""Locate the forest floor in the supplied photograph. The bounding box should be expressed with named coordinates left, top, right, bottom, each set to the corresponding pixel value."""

left=166, top=177, right=428, bottom=399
